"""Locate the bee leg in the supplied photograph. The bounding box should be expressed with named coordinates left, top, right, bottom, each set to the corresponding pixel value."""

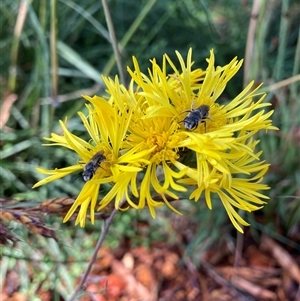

left=179, top=109, right=192, bottom=115
left=74, top=174, right=81, bottom=181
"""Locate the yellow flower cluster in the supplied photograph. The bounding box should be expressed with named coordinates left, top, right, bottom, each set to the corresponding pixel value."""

left=33, top=49, right=277, bottom=232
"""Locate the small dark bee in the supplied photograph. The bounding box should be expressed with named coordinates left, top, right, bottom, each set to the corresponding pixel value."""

left=181, top=104, right=212, bottom=131
left=82, top=151, right=106, bottom=181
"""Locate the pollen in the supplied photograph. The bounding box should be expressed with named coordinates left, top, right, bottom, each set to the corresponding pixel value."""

left=145, top=128, right=179, bottom=164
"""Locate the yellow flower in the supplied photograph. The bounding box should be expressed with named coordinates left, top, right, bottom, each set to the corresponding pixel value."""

left=177, top=136, right=270, bottom=233
left=33, top=96, right=151, bottom=227
left=33, top=48, right=277, bottom=232
left=102, top=74, right=189, bottom=217
left=125, top=48, right=277, bottom=232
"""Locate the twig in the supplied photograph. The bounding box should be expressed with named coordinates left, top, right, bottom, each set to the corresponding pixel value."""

left=232, top=224, right=244, bottom=281
left=101, top=0, right=126, bottom=86
left=244, top=0, right=261, bottom=87
left=9, top=0, right=28, bottom=92
left=262, top=74, right=300, bottom=93
left=39, top=84, right=103, bottom=105
left=67, top=203, right=124, bottom=301
left=200, top=259, right=255, bottom=301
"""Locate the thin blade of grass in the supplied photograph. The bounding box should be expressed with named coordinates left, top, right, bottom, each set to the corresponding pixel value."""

left=57, top=40, right=103, bottom=84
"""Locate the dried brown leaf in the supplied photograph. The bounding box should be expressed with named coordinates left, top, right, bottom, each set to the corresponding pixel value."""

left=261, top=236, right=300, bottom=284
left=0, top=209, right=57, bottom=240
left=0, top=93, right=18, bottom=130
left=0, top=223, right=18, bottom=245
left=39, top=197, right=75, bottom=214
left=232, top=276, right=277, bottom=300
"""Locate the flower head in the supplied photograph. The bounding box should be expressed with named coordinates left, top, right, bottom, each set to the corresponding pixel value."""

left=33, top=96, right=150, bottom=227
left=125, top=48, right=277, bottom=231
left=34, top=48, right=277, bottom=232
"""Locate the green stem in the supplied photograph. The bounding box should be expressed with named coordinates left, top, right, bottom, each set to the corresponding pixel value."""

left=102, top=0, right=158, bottom=78
left=291, top=28, right=300, bottom=98
left=66, top=204, right=124, bottom=301
left=102, top=0, right=126, bottom=85
left=50, top=0, right=58, bottom=101
left=273, top=0, right=290, bottom=80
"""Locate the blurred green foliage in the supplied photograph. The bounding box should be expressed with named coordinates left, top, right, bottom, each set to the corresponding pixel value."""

left=1, top=0, right=300, bottom=299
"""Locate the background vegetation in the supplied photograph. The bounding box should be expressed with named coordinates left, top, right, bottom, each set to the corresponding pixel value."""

left=1, top=0, right=299, bottom=300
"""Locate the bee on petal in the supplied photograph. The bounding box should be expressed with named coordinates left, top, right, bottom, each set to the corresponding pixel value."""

left=181, top=104, right=212, bottom=131
left=82, top=151, right=106, bottom=181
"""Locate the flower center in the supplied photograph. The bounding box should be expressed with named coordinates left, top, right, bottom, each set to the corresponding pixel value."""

left=145, top=127, right=182, bottom=164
